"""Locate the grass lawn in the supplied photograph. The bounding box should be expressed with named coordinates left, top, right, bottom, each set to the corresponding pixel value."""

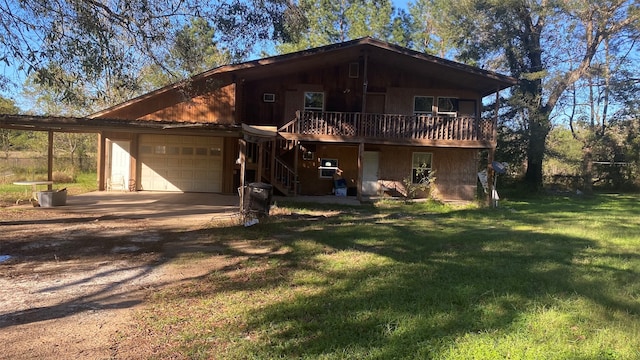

left=0, top=172, right=97, bottom=205
left=129, top=194, right=640, bottom=359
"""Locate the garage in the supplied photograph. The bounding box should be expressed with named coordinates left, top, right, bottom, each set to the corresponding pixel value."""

left=139, top=134, right=223, bottom=192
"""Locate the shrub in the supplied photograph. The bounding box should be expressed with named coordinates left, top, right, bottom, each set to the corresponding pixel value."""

left=52, top=171, right=75, bottom=183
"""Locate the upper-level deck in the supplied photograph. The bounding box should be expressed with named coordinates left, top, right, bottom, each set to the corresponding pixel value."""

left=278, top=111, right=497, bottom=148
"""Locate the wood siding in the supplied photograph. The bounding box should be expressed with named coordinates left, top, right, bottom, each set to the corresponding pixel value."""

left=376, top=146, right=478, bottom=201
left=98, top=81, right=236, bottom=124
left=296, top=144, right=359, bottom=195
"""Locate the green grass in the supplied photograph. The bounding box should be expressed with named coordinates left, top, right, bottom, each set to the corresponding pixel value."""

left=0, top=172, right=97, bottom=205
left=129, top=194, right=640, bottom=359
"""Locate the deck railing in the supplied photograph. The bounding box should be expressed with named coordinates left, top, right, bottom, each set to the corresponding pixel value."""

left=279, top=111, right=496, bottom=143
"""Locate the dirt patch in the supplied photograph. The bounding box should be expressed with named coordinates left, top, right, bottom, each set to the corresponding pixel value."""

left=0, top=207, right=239, bottom=359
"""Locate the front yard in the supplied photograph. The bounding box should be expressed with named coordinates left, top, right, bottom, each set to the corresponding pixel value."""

left=118, top=194, right=640, bottom=359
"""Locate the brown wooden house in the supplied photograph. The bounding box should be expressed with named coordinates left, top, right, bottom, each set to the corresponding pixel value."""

left=90, top=37, right=517, bottom=201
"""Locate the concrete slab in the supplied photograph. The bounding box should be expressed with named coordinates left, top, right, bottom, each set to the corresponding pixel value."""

left=56, top=191, right=241, bottom=224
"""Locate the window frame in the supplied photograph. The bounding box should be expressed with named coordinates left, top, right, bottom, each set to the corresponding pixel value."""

left=304, top=92, right=325, bottom=112
left=318, top=158, right=338, bottom=178
left=411, top=152, right=433, bottom=185
left=413, top=96, right=434, bottom=116
left=436, top=97, right=459, bottom=117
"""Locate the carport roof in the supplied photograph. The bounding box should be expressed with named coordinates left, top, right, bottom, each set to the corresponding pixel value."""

left=0, top=113, right=241, bottom=135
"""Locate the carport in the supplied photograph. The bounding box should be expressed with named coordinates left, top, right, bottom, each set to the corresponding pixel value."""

left=0, top=113, right=241, bottom=194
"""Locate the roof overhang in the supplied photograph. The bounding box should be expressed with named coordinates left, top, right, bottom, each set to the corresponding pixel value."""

left=0, top=114, right=241, bottom=136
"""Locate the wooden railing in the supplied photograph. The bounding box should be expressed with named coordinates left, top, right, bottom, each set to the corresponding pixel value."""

left=272, top=157, right=297, bottom=195
left=279, top=111, right=496, bottom=143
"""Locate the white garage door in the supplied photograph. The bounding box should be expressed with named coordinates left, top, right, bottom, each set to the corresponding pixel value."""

left=139, top=135, right=223, bottom=192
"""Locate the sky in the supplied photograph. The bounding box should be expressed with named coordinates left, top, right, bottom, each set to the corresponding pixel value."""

left=1, top=0, right=414, bottom=113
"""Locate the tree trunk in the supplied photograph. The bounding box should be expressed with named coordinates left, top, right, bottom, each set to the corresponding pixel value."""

left=582, top=144, right=593, bottom=194
left=524, top=113, right=550, bottom=191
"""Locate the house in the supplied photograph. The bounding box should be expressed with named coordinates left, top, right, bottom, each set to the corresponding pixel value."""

left=89, top=37, right=517, bottom=201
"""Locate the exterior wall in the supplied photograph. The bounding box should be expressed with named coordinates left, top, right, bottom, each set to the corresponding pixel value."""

left=240, top=59, right=484, bottom=128
left=98, top=81, right=236, bottom=123
left=297, top=144, right=359, bottom=195
left=375, top=146, right=479, bottom=201
left=294, top=143, right=479, bottom=200
left=139, top=84, right=236, bottom=123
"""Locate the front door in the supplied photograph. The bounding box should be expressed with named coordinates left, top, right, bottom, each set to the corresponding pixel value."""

left=109, top=140, right=130, bottom=190
left=362, top=151, right=379, bottom=196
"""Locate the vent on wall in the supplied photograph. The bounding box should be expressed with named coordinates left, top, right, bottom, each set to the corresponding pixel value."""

left=263, top=93, right=275, bottom=102
left=349, top=63, right=359, bottom=78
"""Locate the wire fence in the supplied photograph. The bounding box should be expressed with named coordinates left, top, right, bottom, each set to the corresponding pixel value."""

left=0, top=155, right=96, bottom=183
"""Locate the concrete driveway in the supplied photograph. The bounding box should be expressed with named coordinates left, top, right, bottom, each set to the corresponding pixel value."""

left=54, top=191, right=241, bottom=225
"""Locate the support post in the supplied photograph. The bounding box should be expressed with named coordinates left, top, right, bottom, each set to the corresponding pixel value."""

left=256, top=141, right=264, bottom=183
left=97, top=133, right=106, bottom=191
left=47, top=131, right=53, bottom=190
left=270, top=139, right=276, bottom=184
left=357, top=141, right=364, bottom=202
left=239, top=139, right=246, bottom=212
left=293, top=140, right=299, bottom=195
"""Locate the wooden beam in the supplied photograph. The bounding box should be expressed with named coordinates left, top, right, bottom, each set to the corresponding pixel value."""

left=47, top=131, right=53, bottom=190
left=97, top=133, right=105, bottom=191
left=293, top=140, right=299, bottom=196
left=277, top=133, right=495, bottom=149
left=239, top=139, right=247, bottom=212
left=357, top=141, right=364, bottom=201
left=256, top=142, right=264, bottom=182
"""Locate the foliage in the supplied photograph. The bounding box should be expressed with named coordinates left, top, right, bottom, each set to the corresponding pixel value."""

left=544, top=127, right=583, bottom=177
left=277, top=0, right=412, bottom=52
left=0, top=96, right=20, bottom=158
left=410, top=0, right=640, bottom=191
left=402, top=167, right=436, bottom=200
left=0, top=0, right=294, bottom=106
left=125, top=194, right=640, bottom=359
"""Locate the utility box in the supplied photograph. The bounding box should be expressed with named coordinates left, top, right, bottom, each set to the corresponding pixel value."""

left=242, top=182, right=273, bottom=217
left=37, top=189, right=67, bottom=207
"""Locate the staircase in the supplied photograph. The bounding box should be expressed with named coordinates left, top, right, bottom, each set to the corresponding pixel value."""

left=256, top=136, right=297, bottom=196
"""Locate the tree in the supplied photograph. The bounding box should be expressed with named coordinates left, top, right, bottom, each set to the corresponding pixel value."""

left=411, top=0, right=640, bottom=190
left=138, top=18, right=236, bottom=92
left=0, top=0, right=294, bottom=108
left=277, top=0, right=412, bottom=52
left=0, top=97, right=20, bottom=158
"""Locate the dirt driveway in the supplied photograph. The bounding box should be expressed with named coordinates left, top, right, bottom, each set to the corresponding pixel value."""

left=0, top=192, right=243, bottom=359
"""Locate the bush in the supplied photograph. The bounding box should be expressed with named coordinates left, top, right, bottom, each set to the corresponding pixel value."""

left=52, top=171, right=75, bottom=183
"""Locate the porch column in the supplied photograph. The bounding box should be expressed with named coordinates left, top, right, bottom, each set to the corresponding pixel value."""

left=488, top=89, right=500, bottom=207
left=357, top=141, right=364, bottom=202
left=293, top=140, right=299, bottom=195
left=97, top=133, right=106, bottom=191
left=270, top=139, right=276, bottom=184
left=47, top=131, right=53, bottom=190
left=238, top=139, right=247, bottom=211
left=256, top=141, right=264, bottom=183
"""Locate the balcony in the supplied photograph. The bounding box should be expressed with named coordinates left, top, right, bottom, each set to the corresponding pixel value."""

left=278, top=111, right=496, bottom=148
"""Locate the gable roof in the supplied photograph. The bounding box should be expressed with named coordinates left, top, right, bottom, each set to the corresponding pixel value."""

left=91, top=37, right=517, bottom=119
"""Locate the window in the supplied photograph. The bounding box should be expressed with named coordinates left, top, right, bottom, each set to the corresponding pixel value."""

left=263, top=93, right=275, bottom=102
left=414, top=96, right=434, bottom=116
left=349, top=62, right=359, bottom=78
left=304, top=92, right=324, bottom=111
left=412, top=152, right=432, bottom=184
left=319, top=158, right=338, bottom=178
left=437, top=97, right=458, bottom=116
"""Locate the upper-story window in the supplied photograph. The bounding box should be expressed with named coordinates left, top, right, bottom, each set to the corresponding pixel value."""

left=437, top=97, right=459, bottom=116
left=414, top=96, right=434, bottom=116
left=304, top=92, right=324, bottom=111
